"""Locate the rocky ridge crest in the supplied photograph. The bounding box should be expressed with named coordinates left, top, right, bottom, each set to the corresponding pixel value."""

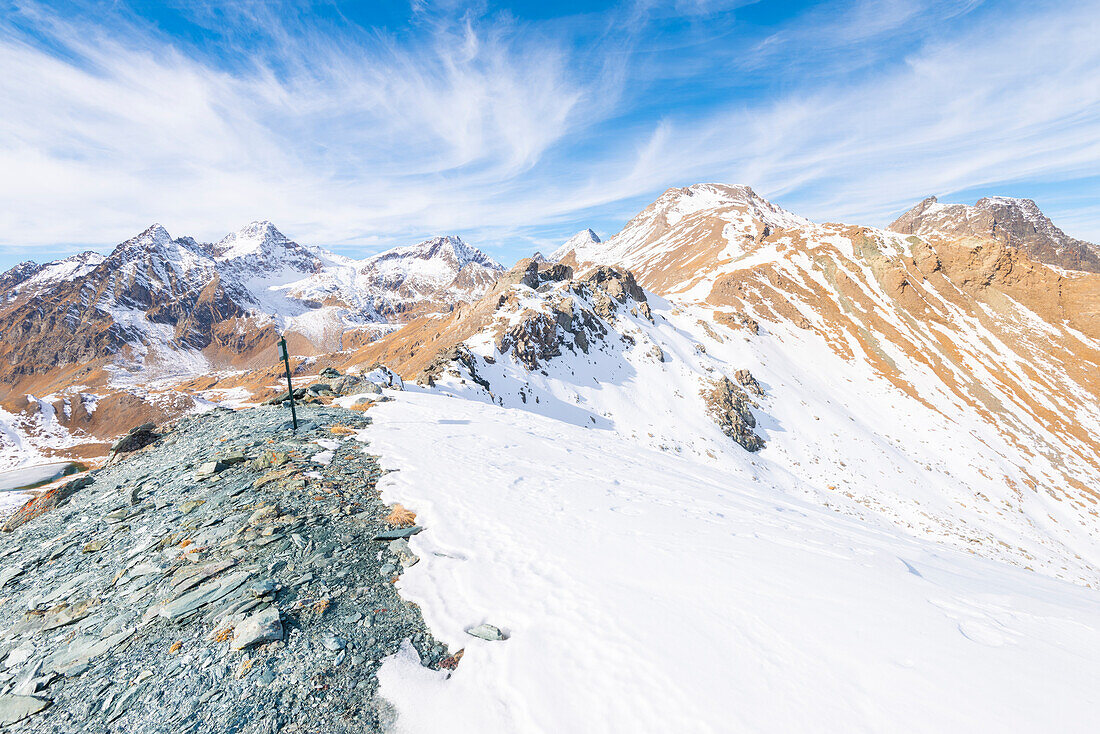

left=0, top=402, right=457, bottom=732
left=889, top=195, right=1100, bottom=273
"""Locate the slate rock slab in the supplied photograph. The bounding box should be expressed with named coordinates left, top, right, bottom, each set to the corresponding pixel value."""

left=0, top=694, right=52, bottom=725
left=373, top=526, right=424, bottom=541
left=466, top=624, right=506, bottom=641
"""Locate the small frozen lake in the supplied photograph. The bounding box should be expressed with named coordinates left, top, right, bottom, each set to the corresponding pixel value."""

left=0, top=461, right=79, bottom=492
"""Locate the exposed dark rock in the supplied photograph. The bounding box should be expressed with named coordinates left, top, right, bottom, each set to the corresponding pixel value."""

left=419, top=345, right=491, bottom=391
left=495, top=312, right=564, bottom=370
left=701, top=376, right=765, bottom=451
left=110, top=423, right=160, bottom=455
left=734, top=369, right=765, bottom=397
left=263, top=387, right=308, bottom=406
left=0, top=405, right=455, bottom=733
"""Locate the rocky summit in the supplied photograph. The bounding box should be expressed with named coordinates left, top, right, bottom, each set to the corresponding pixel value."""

left=0, top=404, right=457, bottom=733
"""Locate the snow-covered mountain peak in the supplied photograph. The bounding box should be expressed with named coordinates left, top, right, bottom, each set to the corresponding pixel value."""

left=105, top=223, right=210, bottom=281
left=649, top=183, right=810, bottom=230
left=559, top=183, right=817, bottom=295
left=122, top=222, right=174, bottom=250
left=891, top=194, right=1100, bottom=272
left=550, top=229, right=601, bottom=261
left=373, top=235, right=501, bottom=271
left=212, top=220, right=297, bottom=261
left=973, top=196, right=1058, bottom=237
left=0, top=251, right=105, bottom=303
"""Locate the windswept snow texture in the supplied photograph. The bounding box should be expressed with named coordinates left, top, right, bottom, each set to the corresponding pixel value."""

left=369, top=390, right=1100, bottom=733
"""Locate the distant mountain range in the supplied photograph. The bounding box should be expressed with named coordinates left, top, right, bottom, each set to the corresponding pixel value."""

left=0, top=222, right=503, bottom=386
left=2, top=186, right=1098, bottom=593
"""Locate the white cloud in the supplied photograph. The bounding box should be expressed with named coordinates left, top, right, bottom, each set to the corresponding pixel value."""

left=582, top=0, right=1100, bottom=237
left=0, top=4, right=598, bottom=252
left=1, top=0, right=1098, bottom=263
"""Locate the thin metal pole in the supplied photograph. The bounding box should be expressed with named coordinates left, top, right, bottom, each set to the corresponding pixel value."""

left=279, top=336, right=298, bottom=431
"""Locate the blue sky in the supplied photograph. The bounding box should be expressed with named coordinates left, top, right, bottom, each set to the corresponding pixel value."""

left=1, top=0, right=1098, bottom=268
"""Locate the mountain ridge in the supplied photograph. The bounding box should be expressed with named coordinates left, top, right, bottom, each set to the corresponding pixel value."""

left=0, top=222, right=504, bottom=385
left=347, top=185, right=1100, bottom=587
left=889, top=194, right=1100, bottom=272
left=3, top=186, right=1098, bottom=588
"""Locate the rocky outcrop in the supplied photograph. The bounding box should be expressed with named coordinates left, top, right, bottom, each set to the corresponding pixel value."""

left=701, top=375, right=765, bottom=452
left=0, top=405, right=456, bottom=732
left=491, top=264, right=650, bottom=371
left=109, top=422, right=161, bottom=455
left=419, top=344, right=491, bottom=391
left=2, top=475, right=92, bottom=532
left=890, top=195, right=1100, bottom=273
left=733, top=369, right=765, bottom=397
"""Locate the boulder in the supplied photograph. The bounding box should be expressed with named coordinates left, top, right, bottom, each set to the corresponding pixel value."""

left=195, top=460, right=230, bottom=478
left=111, top=423, right=160, bottom=454
left=230, top=607, right=283, bottom=650
left=262, top=387, right=308, bottom=406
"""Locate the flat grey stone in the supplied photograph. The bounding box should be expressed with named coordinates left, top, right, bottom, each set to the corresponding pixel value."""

left=321, top=636, right=345, bottom=651
left=249, top=579, right=277, bottom=597
left=231, top=607, right=283, bottom=650
left=194, top=460, right=225, bottom=478
left=466, top=624, right=506, bottom=641
left=372, top=526, right=423, bottom=541
left=45, top=627, right=135, bottom=674
left=2, top=646, right=34, bottom=670
left=0, top=694, right=52, bottom=725
left=159, top=570, right=252, bottom=622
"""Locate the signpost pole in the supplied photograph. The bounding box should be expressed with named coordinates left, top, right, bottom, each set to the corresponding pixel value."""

left=278, top=336, right=298, bottom=431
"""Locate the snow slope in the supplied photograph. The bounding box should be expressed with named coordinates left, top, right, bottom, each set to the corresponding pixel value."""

left=351, top=258, right=1100, bottom=585
left=339, top=253, right=1100, bottom=728
left=547, top=185, right=1100, bottom=585
left=366, top=390, right=1100, bottom=733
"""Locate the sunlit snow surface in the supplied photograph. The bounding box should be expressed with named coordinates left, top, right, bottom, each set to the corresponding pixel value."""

left=366, top=390, right=1100, bottom=733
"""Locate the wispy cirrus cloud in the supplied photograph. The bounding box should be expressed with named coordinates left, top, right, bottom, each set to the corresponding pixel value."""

left=0, top=0, right=1098, bottom=267
left=0, top=1, right=609, bottom=253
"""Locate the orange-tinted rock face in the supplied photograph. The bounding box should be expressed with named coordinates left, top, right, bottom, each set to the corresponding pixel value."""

left=561, top=184, right=1100, bottom=517
left=891, top=195, right=1100, bottom=273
